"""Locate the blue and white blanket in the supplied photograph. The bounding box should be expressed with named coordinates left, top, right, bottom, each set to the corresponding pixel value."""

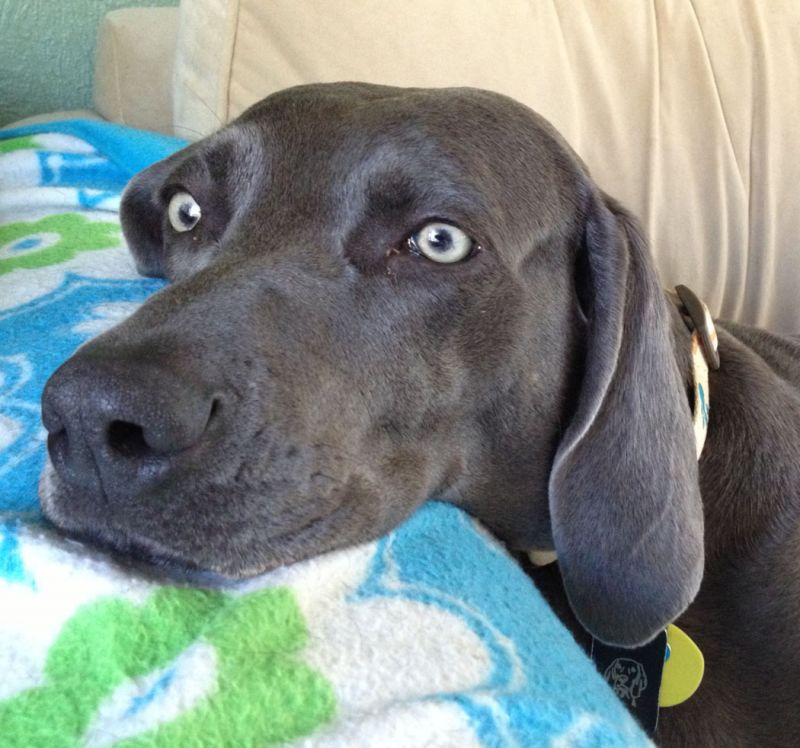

left=0, top=121, right=650, bottom=747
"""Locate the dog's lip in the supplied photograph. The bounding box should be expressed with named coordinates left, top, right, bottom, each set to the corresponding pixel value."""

left=41, top=472, right=350, bottom=584
left=222, top=497, right=351, bottom=579
left=106, top=500, right=348, bottom=584
left=262, top=497, right=346, bottom=544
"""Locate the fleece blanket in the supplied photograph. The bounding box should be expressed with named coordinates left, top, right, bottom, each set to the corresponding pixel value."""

left=0, top=121, right=650, bottom=747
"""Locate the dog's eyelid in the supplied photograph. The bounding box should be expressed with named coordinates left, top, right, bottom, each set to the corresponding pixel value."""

left=159, top=183, right=191, bottom=205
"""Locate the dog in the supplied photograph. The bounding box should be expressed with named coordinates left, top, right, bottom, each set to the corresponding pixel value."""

left=605, top=658, right=649, bottom=708
left=38, top=83, right=800, bottom=746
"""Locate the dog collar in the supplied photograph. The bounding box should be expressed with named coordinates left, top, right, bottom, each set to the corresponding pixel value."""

left=530, top=285, right=717, bottom=736
left=591, top=621, right=705, bottom=735
left=671, top=284, right=719, bottom=459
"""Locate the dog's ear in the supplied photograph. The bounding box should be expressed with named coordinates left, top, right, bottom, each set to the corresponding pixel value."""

left=549, top=187, right=704, bottom=647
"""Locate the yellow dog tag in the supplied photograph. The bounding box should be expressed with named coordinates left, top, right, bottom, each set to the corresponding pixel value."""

left=659, top=624, right=704, bottom=707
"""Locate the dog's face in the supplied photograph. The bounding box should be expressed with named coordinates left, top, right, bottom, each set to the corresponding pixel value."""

left=40, top=84, right=704, bottom=647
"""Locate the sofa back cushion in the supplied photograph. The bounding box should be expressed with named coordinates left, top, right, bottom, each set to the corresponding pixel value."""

left=174, top=0, right=800, bottom=331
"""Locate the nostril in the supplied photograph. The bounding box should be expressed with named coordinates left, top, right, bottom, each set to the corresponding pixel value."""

left=106, top=397, right=220, bottom=458
left=208, top=397, right=221, bottom=425
left=107, top=420, right=150, bottom=458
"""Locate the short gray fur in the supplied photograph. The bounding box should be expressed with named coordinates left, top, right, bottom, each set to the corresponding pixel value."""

left=39, top=84, right=800, bottom=746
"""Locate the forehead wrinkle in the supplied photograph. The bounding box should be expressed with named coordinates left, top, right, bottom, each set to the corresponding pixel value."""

left=170, top=125, right=269, bottom=202
left=217, top=123, right=270, bottom=224
left=335, top=136, right=489, bottom=237
left=160, top=153, right=208, bottom=199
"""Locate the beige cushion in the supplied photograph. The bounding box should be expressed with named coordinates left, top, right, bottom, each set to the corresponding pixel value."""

left=94, top=7, right=180, bottom=136
left=173, top=0, right=800, bottom=332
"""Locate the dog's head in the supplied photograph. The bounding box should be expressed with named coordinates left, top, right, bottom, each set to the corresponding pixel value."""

left=40, top=83, right=703, bottom=646
left=605, top=658, right=649, bottom=706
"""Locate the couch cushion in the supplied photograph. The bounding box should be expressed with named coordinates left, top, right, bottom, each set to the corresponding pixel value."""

left=173, top=0, right=800, bottom=332
left=94, top=8, right=180, bottom=136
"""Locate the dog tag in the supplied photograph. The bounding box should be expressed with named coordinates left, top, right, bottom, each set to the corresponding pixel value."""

left=591, top=629, right=667, bottom=736
left=659, top=624, right=704, bottom=707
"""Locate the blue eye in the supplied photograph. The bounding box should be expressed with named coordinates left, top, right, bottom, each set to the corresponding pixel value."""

left=408, top=222, right=474, bottom=264
left=168, top=191, right=202, bottom=232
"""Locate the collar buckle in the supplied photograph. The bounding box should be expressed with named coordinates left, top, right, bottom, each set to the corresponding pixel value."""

left=675, top=285, right=720, bottom=371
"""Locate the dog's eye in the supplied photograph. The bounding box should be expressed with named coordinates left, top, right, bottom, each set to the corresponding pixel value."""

left=167, top=191, right=202, bottom=232
left=408, top=222, right=474, bottom=264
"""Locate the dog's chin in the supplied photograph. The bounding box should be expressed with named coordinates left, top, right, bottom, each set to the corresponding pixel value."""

left=38, top=458, right=356, bottom=586
left=39, top=468, right=235, bottom=585
left=48, top=521, right=240, bottom=588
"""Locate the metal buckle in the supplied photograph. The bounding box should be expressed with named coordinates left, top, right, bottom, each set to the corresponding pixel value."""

left=675, top=285, right=720, bottom=371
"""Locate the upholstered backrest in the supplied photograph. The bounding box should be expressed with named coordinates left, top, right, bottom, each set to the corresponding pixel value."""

left=94, top=7, right=179, bottom=135
left=173, top=0, right=800, bottom=331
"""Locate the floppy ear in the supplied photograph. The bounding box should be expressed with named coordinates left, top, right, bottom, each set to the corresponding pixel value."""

left=549, top=187, right=704, bottom=647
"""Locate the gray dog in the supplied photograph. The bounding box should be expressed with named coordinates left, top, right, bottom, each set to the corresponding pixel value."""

left=39, top=83, right=800, bottom=746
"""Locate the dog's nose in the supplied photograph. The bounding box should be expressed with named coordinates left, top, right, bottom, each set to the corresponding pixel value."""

left=41, top=349, right=218, bottom=500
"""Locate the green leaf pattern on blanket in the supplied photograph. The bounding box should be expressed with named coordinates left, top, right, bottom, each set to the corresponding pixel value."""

left=0, top=214, right=120, bottom=275
left=0, top=135, right=40, bottom=154
left=0, top=587, right=336, bottom=747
